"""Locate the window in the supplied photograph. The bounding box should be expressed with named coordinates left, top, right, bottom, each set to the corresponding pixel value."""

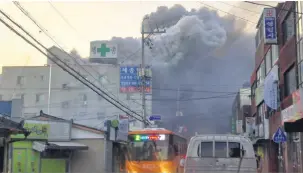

left=251, top=82, right=256, bottom=98
left=228, top=142, right=242, bottom=158
left=255, top=20, right=264, bottom=48
left=17, top=94, right=24, bottom=104
left=16, top=76, right=25, bottom=85
left=272, top=45, right=279, bottom=66
left=82, top=94, right=87, bottom=101
left=283, top=10, right=295, bottom=44
left=284, top=66, right=297, bottom=97
left=257, top=61, right=265, bottom=86
left=80, top=94, right=87, bottom=106
left=197, top=142, right=213, bottom=157
left=298, top=40, right=303, bottom=63
left=128, top=135, right=170, bottom=161
left=255, top=29, right=260, bottom=48
left=40, top=75, right=45, bottom=81
left=296, top=1, right=303, bottom=41
left=197, top=141, right=245, bottom=158
left=36, top=94, right=45, bottom=103
left=299, top=62, right=303, bottom=85
left=215, top=142, right=227, bottom=158
left=265, top=48, right=272, bottom=74
left=257, top=104, right=264, bottom=124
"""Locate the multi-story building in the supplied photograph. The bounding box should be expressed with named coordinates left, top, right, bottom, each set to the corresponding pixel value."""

left=0, top=46, right=152, bottom=130
left=231, top=88, right=252, bottom=136
left=250, top=1, right=303, bottom=173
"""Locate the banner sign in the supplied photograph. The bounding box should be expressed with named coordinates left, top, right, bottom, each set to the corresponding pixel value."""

left=263, top=8, right=277, bottom=44
left=120, top=66, right=151, bottom=93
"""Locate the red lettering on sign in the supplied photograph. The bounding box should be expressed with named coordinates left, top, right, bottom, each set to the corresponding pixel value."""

left=266, top=9, right=273, bottom=17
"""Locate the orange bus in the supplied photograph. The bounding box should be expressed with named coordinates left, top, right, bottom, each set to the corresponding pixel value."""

left=125, top=128, right=187, bottom=173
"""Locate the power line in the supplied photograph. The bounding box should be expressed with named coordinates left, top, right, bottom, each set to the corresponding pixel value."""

left=12, top=2, right=147, bottom=116
left=47, top=1, right=78, bottom=32
left=198, top=1, right=257, bottom=24
left=244, top=1, right=303, bottom=15
left=0, top=10, right=150, bottom=125
left=152, top=87, right=251, bottom=94
left=142, top=93, right=250, bottom=102
left=218, top=1, right=260, bottom=15
left=26, top=1, right=148, bottom=108
left=13, top=2, right=120, bottom=101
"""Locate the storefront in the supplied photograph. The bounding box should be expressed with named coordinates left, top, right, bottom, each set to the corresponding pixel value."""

left=104, top=118, right=129, bottom=173
left=9, top=119, right=88, bottom=173
left=281, top=89, right=303, bottom=173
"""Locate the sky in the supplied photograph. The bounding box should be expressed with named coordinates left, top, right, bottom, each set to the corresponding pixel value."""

left=0, top=1, right=277, bottom=71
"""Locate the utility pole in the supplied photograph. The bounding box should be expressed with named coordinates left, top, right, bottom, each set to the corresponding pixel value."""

left=141, top=16, right=165, bottom=128
left=47, top=63, right=52, bottom=114
left=177, top=87, right=180, bottom=112
left=176, top=86, right=183, bottom=117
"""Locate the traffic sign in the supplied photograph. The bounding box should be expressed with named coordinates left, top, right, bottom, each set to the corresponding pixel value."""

left=149, top=115, right=161, bottom=121
left=272, top=127, right=287, bottom=143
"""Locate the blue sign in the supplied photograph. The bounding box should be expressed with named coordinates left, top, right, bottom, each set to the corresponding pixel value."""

left=120, top=66, right=151, bottom=93
left=149, top=115, right=161, bottom=121
left=263, top=8, right=277, bottom=44
left=272, top=127, right=287, bottom=143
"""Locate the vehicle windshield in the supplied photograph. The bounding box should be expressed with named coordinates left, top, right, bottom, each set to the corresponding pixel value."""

left=127, top=134, right=170, bottom=161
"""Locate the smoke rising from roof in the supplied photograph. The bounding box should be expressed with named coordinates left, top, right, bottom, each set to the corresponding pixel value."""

left=99, top=4, right=255, bottom=135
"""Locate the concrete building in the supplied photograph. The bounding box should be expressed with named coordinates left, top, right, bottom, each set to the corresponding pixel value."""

left=231, top=88, right=252, bottom=136
left=250, top=2, right=301, bottom=173
left=0, top=46, right=152, bottom=130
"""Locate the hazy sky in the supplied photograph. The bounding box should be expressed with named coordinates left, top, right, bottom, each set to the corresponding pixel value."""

left=0, top=1, right=275, bottom=70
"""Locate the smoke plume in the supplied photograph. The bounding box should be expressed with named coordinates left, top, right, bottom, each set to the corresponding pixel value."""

left=105, top=4, right=255, bottom=135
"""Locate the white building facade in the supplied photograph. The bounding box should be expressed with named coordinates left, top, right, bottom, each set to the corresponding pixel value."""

left=0, top=46, right=152, bottom=130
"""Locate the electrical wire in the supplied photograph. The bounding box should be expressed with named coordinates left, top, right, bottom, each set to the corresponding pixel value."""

left=0, top=10, right=150, bottom=125
left=218, top=1, right=260, bottom=15
left=142, top=93, right=251, bottom=102
left=1, top=7, right=145, bottom=123
left=47, top=1, right=78, bottom=32
left=26, top=1, right=151, bottom=108
left=45, top=1, right=253, bottom=100
left=13, top=1, right=120, bottom=102
left=244, top=1, right=303, bottom=15
left=198, top=1, right=258, bottom=24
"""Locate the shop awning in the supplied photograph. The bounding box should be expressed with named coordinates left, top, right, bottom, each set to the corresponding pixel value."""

left=48, top=142, right=88, bottom=150
left=33, top=141, right=88, bottom=152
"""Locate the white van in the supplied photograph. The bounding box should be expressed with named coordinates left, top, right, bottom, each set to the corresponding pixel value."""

left=184, top=134, right=257, bottom=173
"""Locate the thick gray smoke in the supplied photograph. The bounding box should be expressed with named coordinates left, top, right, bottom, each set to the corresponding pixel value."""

left=103, top=4, right=255, bottom=135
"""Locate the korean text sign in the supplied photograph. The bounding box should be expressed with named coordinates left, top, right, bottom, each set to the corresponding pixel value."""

left=263, top=8, right=277, bottom=44
left=120, top=66, right=151, bottom=93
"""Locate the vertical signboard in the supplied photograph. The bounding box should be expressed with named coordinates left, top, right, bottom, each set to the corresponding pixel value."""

left=116, top=119, right=129, bottom=142
left=264, top=65, right=278, bottom=110
left=120, top=66, right=151, bottom=93
left=263, top=8, right=277, bottom=44
left=236, top=120, right=243, bottom=134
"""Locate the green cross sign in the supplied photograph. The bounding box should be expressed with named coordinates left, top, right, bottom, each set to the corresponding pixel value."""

left=97, top=43, right=110, bottom=57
